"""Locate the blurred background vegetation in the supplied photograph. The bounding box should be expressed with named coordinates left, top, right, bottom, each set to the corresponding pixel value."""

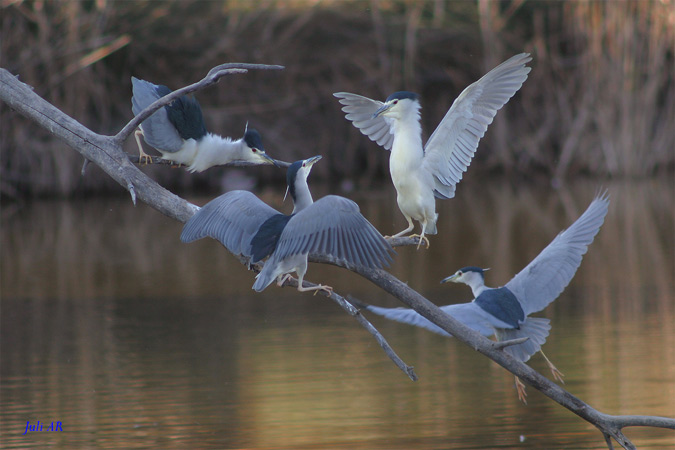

left=1, top=0, right=673, bottom=198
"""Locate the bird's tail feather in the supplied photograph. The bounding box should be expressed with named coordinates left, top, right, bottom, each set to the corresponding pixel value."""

left=425, top=215, right=438, bottom=235
left=496, top=317, right=551, bottom=363
left=252, top=269, right=275, bottom=292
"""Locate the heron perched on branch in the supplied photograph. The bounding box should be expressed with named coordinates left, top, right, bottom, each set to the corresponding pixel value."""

left=131, top=77, right=277, bottom=172
left=334, top=53, right=532, bottom=248
left=356, top=192, right=609, bottom=402
left=180, top=155, right=395, bottom=294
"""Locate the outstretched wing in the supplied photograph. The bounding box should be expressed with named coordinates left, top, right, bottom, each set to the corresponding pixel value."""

left=421, top=53, right=532, bottom=199
left=505, top=192, right=610, bottom=316
left=333, top=92, right=395, bottom=151
left=271, top=195, right=395, bottom=269
left=180, top=190, right=279, bottom=259
left=363, top=302, right=497, bottom=337
left=131, top=77, right=184, bottom=152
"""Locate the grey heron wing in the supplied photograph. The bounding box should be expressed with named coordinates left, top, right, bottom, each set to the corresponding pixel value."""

left=131, top=77, right=183, bottom=153
left=180, top=190, right=279, bottom=258
left=505, top=192, right=610, bottom=316
left=273, top=195, right=394, bottom=269
left=421, top=53, right=532, bottom=199
left=364, top=302, right=496, bottom=337
left=333, top=92, right=395, bottom=151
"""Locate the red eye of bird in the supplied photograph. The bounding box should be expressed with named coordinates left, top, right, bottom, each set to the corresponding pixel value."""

left=393, top=100, right=398, bottom=105
left=252, top=148, right=257, bottom=153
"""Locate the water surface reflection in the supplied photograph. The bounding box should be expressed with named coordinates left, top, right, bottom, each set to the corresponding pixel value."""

left=1, top=179, right=673, bottom=449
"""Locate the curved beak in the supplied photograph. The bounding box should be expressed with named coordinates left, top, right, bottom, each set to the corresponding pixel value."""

left=441, top=273, right=459, bottom=284
left=373, top=103, right=393, bottom=118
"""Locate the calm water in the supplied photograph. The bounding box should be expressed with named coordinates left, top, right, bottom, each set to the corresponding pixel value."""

left=1, top=179, right=674, bottom=449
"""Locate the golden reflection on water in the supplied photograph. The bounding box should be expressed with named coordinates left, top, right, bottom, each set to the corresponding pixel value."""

left=1, top=179, right=673, bottom=449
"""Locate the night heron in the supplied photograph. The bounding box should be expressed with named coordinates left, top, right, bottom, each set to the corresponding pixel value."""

left=131, top=77, right=277, bottom=172
left=334, top=53, right=532, bottom=248
left=180, top=155, right=394, bottom=293
left=357, top=192, right=609, bottom=402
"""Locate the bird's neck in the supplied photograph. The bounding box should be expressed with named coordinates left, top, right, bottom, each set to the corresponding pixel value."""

left=190, top=133, right=243, bottom=172
left=291, top=176, right=314, bottom=214
left=390, top=110, right=424, bottom=170
left=467, top=279, right=489, bottom=298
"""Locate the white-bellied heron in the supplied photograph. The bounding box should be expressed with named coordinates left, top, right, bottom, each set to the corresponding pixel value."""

left=334, top=53, right=532, bottom=248
left=131, top=77, right=277, bottom=172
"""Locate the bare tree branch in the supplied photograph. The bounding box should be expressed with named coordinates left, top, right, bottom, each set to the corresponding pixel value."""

left=126, top=154, right=291, bottom=169
left=1, top=65, right=673, bottom=450
left=114, top=63, right=284, bottom=145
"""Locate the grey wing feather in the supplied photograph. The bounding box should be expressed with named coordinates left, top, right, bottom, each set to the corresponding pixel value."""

left=180, top=190, right=279, bottom=258
left=272, top=195, right=394, bottom=269
left=505, top=192, right=610, bottom=316
left=333, top=92, right=395, bottom=151
left=364, top=302, right=497, bottom=337
left=131, top=77, right=183, bottom=153
left=421, top=53, right=532, bottom=199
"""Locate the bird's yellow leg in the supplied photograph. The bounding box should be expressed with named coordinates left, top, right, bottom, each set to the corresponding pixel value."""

left=278, top=273, right=332, bottom=294
left=299, top=284, right=333, bottom=295
left=134, top=129, right=153, bottom=165
left=277, top=273, right=293, bottom=287
left=387, top=216, right=415, bottom=239
left=295, top=273, right=333, bottom=295
left=515, top=376, right=528, bottom=404
left=415, top=223, right=431, bottom=250
left=540, top=350, right=565, bottom=383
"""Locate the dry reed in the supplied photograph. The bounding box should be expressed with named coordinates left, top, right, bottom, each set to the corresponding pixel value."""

left=1, top=0, right=672, bottom=197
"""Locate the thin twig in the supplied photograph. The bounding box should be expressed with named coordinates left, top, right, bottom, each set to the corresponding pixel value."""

left=240, top=258, right=418, bottom=381
left=114, top=63, right=284, bottom=144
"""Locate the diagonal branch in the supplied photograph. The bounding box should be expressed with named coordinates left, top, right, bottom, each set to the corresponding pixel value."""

left=227, top=255, right=417, bottom=381
left=307, top=255, right=675, bottom=450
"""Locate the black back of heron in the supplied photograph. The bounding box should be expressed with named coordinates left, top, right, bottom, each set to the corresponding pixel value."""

left=250, top=214, right=294, bottom=263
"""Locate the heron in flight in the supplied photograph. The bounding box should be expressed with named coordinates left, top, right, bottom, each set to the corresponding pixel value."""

left=131, top=77, right=277, bottom=172
left=180, top=156, right=394, bottom=293
left=357, top=192, right=609, bottom=402
left=335, top=53, right=532, bottom=248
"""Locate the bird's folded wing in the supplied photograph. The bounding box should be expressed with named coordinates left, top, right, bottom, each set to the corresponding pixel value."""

left=364, top=302, right=496, bottom=337
left=273, top=195, right=394, bottom=269
left=505, top=192, right=610, bottom=316
left=131, top=77, right=184, bottom=153
left=421, top=53, right=532, bottom=199
left=333, top=92, right=395, bottom=151
left=180, top=190, right=279, bottom=258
